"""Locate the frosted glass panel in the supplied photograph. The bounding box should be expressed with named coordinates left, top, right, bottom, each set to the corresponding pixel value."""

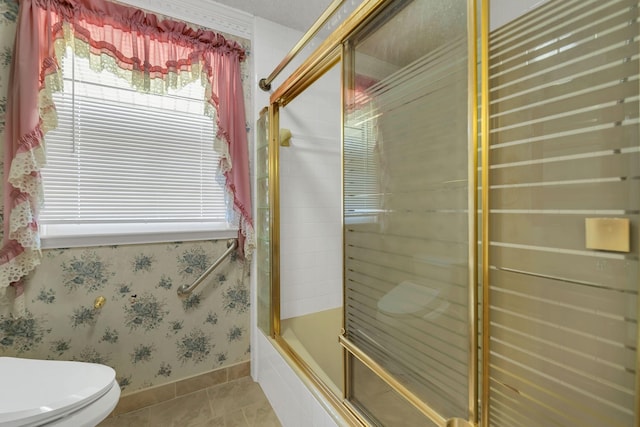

left=488, top=0, right=639, bottom=425
left=344, top=0, right=471, bottom=422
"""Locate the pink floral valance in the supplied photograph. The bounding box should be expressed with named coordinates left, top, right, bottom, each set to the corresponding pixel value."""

left=2, top=0, right=254, bottom=312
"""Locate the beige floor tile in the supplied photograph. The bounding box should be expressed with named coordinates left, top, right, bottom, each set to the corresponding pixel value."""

left=112, top=383, right=175, bottom=416
left=101, top=376, right=280, bottom=427
left=242, top=400, right=282, bottom=427
left=97, top=407, right=150, bottom=427
left=198, top=415, right=227, bottom=427
left=148, top=390, right=213, bottom=427
left=223, top=409, right=249, bottom=427
left=196, top=410, right=248, bottom=427
left=206, top=377, right=269, bottom=417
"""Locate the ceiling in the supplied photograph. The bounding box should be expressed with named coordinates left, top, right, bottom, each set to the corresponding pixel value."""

left=206, top=0, right=334, bottom=32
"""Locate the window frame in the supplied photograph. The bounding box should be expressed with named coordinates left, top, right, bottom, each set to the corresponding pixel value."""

left=39, top=50, right=238, bottom=249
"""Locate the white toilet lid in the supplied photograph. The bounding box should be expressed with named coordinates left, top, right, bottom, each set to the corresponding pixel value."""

left=377, top=281, right=439, bottom=315
left=0, top=357, right=116, bottom=427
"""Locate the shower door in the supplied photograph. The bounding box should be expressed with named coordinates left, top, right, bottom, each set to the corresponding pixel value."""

left=341, top=1, right=477, bottom=425
left=260, top=0, right=640, bottom=425
left=487, top=1, right=640, bottom=426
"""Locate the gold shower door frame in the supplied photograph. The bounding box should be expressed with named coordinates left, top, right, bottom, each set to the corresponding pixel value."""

left=263, top=1, right=489, bottom=426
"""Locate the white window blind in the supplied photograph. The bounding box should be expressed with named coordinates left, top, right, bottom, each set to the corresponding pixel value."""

left=40, top=49, right=235, bottom=248
left=344, top=107, right=380, bottom=219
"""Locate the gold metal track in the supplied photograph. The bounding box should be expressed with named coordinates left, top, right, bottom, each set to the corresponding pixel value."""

left=268, top=103, right=281, bottom=338
left=467, top=0, right=479, bottom=424
left=340, top=335, right=447, bottom=427
left=480, top=0, right=491, bottom=426
left=270, top=0, right=392, bottom=107
left=258, top=0, right=345, bottom=91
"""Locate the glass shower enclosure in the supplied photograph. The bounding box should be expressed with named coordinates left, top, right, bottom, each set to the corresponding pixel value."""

left=257, top=0, right=640, bottom=426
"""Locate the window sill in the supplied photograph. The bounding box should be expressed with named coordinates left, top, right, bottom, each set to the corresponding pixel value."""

left=40, top=223, right=238, bottom=249
left=344, top=214, right=380, bottom=225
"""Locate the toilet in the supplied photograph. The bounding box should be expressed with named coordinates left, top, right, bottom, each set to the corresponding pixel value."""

left=0, top=357, right=120, bottom=427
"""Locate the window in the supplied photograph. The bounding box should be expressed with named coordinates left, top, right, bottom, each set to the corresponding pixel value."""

left=40, top=49, right=237, bottom=248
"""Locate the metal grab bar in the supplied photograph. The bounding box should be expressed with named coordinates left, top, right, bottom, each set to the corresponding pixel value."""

left=177, top=239, right=238, bottom=297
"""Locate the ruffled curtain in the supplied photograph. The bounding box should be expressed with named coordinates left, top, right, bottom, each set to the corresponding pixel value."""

left=1, top=0, right=254, bottom=313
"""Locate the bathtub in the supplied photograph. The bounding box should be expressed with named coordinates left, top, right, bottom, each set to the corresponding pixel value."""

left=280, top=307, right=343, bottom=396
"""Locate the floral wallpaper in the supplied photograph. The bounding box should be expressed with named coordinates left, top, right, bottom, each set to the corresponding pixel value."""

left=0, top=0, right=253, bottom=393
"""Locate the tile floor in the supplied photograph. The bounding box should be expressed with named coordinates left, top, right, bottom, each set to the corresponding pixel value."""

left=98, top=377, right=281, bottom=427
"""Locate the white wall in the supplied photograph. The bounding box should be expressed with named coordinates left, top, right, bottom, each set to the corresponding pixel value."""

left=278, top=66, right=342, bottom=319
left=252, top=18, right=342, bottom=321
left=251, top=16, right=342, bottom=427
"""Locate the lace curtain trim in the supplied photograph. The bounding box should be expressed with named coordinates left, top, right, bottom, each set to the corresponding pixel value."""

left=0, top=241, right=40, bottom=314
left=0, top=70, right=57, bottom=308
